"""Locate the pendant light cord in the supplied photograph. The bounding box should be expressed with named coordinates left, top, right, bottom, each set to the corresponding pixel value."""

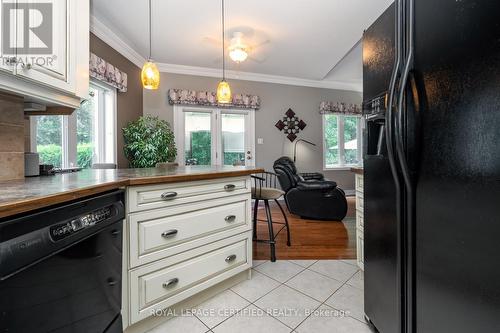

left=221, top=0, right=225, bottom=80
left=149, top=0, right=152, bottom=60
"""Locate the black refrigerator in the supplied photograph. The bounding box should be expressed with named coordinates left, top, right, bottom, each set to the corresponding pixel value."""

left=363, top=1, right=500, bottom=333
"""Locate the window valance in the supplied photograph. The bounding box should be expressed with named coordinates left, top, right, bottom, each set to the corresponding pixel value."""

left=319, top=101, right=362, bottom=116
left=89, top=53, right=128, bottom=93
left=168, top=89, right=261, bottom=110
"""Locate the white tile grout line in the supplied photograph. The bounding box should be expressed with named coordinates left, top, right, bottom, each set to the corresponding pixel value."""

left=286, top=259, right=319, bottom=268
left=252, top=260, right=269, bottom=268
left=287, top=268, right=365, bottom=331
left=196, top=313, right=213, bottom=332
left=244, top=262, right=360, bottom=330
left=205, top=263, right=310, bottom=332
left=253, top=264, right=369, bottom=330
left=252, top=260, right=309, bottom=284
left=193, top=261, right=367, bottom=333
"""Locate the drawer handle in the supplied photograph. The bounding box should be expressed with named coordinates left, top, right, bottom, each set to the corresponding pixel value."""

left=224, top=215, right=236, bottom=222
left=161, top=229, right=178, bottom=238
left=162, top=278, right=179, bottom=289
left=225, top=254, right=237, bottom=263
left=224, top=184, right=236, bottom=191
left=161, top=191, right=178, bottom=200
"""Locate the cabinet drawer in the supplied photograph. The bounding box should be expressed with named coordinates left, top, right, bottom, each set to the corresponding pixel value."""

left=356, top=211, right=364, bottom=230
left=129, top=233, right=251, bottom=323
left=355, top=174, right=364, bottom=193
left=128, top=177, right=250, bottom=213
left=129, top=195, right=251, bottom=267
left=355, top=192, right=364, bottom=211
left=357, top=233, right=364, bottom=270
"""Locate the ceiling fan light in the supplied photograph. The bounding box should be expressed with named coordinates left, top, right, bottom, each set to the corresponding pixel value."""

left=141, top=60, right=160, bottom=90
left=229, top=47, right=248, bottom=63
left=217, top=79, right=232, bottom=103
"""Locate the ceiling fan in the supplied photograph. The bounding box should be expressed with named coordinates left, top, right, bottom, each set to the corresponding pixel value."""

left=203, top=31, right=271, bottom=64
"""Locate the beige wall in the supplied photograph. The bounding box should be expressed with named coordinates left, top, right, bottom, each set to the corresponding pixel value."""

left=144, top=73, right=362, bottom=191
left=90, top=33, right=143, bottom=168
left=0, top=93, right=25, bottom=180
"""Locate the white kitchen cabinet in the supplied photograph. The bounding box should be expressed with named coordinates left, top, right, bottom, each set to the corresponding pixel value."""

left=0, top=1, right=16, bottom=74
left=123, top=176, right=253, bottom=328
left=355, top=173, right=364, bottom=270
left=0, top=0, right=89, bottom=108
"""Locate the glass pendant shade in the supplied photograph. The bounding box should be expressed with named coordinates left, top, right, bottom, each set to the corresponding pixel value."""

left=217, top=79, right=232, bottom=103
left=141, top=60, right=160, bottom=90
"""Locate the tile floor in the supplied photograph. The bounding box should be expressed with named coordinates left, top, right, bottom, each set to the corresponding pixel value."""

left=147, top=260, right=374, bottom=333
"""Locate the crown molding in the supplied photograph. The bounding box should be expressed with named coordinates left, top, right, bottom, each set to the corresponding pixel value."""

left=89, top=16, right=362, bottom=92
left=156, top=62, right=362, bottom=91
left=90, top=15, right=146, bottom=68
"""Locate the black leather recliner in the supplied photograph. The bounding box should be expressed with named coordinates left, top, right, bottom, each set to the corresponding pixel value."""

left=273, top=156, right=348, bottom=221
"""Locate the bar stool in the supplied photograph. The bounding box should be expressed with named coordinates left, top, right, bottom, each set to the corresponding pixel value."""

left=251, top=171, right=291, bottom=262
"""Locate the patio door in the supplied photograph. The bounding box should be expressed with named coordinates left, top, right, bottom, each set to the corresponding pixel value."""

left=174, top=106, right=255, bottom=166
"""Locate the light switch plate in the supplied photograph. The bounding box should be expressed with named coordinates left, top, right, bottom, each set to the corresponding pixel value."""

left=257, top=138, right=264, bottom=144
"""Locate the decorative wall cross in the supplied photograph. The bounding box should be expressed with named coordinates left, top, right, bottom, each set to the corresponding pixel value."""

left=275, top=108, right=307, bottom=142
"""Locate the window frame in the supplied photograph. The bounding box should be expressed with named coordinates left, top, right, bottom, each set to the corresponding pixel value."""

left=31, top=80, right=117, bottom=168
left=173, top=105, right=256, bottom=167
left=322, top=114, right=363, bottom=171
left=86, top=80, right=118, bottom=166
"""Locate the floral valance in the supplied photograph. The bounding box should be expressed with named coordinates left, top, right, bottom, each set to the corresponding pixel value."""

left=168, top=89, right=261, bottom=110
left=319, top=101, right=362, bottom=116
left=89, top=53, right=128, bottom=92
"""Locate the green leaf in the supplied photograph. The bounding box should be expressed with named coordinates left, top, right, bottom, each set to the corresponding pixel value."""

left=122, top=115, right=177, bottom=168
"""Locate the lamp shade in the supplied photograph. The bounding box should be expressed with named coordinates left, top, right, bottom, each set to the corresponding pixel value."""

left=141, top=60, right=160, bottom=90
left=217, top=79, right=232, bottom=103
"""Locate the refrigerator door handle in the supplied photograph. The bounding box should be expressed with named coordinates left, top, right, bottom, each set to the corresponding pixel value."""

left=386, top=2, right=407, bottom=333
left=395, top=0, right=415, bottom=332
left=385, top=0, right=403, bottom=184
left=395, top=16, right=414, bottom=192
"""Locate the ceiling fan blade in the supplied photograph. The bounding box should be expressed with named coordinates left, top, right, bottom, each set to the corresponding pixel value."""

left=248, top=55, right=267, bottom=64
left=249, top=39, right=271, bottom=50
left=202, top=36, right=223, bottom=47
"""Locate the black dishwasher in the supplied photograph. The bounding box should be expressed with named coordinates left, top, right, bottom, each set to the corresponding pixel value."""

left=0, top=190, right=125, bottom=333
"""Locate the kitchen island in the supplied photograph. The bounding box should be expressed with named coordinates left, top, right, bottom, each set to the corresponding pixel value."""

left=0, top=165, right=262, bottom=332
left=0, top=165, right=261, bottom=219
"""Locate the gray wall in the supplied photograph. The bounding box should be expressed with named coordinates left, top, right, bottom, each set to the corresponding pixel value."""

left=90, top=33, right=143, bottom=168
left=143, top=73, right=362, bottom=191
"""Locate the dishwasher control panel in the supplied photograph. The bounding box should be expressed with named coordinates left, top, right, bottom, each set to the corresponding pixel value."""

left=49, top=206, right=113, bottom=241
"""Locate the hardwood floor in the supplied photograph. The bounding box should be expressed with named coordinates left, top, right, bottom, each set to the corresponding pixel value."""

left=252, top=196, right=357, bottom=260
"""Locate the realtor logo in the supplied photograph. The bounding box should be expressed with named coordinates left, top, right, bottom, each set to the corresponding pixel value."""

left=2, top=2, right=53, bottom=55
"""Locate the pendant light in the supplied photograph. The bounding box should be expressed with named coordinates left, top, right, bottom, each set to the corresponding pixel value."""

left=141, top=0, right=160, bottom=90
left=216, top=0, right=231, bottom=104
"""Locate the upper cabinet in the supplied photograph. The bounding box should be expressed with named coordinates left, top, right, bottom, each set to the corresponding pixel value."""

left=0, top=0, right=89, bottom=108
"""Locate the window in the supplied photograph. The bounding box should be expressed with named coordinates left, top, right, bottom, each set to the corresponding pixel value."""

left=32, top=81, right=116, bottom=169
left=35, top=115, right=64, bottom=167
left=323, top=114, right=362, bottom=169
left=221, top=113, right=246, bottom=166
left=173, top=106, right=255, bottom=167
left=184, top=111, right=212, bottom=166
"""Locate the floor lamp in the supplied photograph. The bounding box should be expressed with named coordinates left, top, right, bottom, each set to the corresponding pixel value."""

left=293, top=139, right=316, bottom=162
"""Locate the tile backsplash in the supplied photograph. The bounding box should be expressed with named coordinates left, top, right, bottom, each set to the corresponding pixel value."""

left=0, top=93, right=25, bottom=180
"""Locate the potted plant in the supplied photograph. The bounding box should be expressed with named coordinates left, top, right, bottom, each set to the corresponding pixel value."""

left=123, top=115, right=177, bottom=168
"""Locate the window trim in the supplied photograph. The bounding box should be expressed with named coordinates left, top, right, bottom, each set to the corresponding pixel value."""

left=322, top=114, right=363, bottom=171
left=89, top=79, right=118, bottom=165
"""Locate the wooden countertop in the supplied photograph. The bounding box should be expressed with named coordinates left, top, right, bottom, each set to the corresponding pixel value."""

left=350, top=166, right=364, bottom=175
left=0, top=166, right=263, bottom=219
